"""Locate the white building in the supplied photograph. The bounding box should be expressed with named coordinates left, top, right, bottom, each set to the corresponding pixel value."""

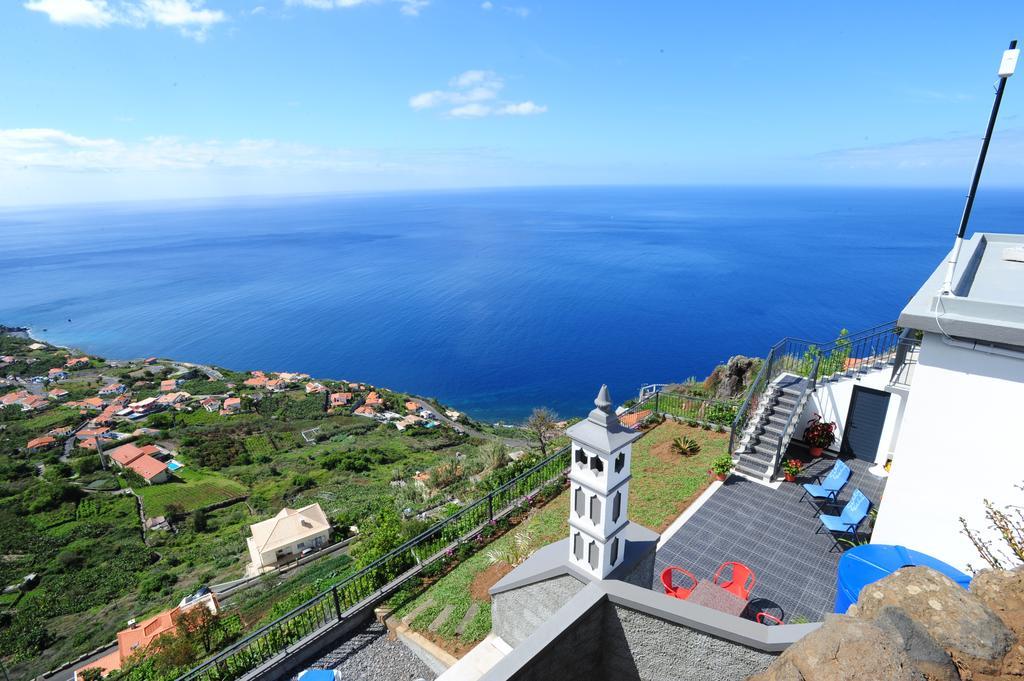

left=246, top=503, right=331, bottom=575
left=866, top=233, right=1024, bottom=571
left=781, top=233, right=1024, bottom=571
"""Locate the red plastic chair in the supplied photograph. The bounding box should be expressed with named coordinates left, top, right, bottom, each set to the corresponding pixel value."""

left=660, top=566, right=697, bottom=600
left=713, top=561, right=756, bottom=600
left=756, top=612, right=783, bottom=626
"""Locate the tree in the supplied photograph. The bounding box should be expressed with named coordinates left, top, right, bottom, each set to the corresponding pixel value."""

left=525, top=407, right=559, bottom=457
left=165, top=502, right=186, bottom=523
left=350, top=504, right=409, bottom=583
left=192, top=509, right=208, bottom=533
left=175, top=606, right=224, bottom=655
left=482, top=441, right=509, bottom=471
left=80, top=668, right=104, bottom=681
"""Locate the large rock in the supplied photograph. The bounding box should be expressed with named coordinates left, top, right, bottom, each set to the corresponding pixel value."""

left=971, top=566, right=1024, bottom=639
left=872, top=607, right=961, bottom=681
left=854, top=567, right=1013, bottom=675
left=707, top=355, right=760, bottom=400
left=748, top=615, right=925, bottom=681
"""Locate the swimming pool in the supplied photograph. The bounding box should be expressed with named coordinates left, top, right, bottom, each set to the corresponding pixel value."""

left=167, top=460, right=184, bottom=471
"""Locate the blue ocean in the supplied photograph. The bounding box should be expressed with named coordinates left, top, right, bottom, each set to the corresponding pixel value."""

left=1, top=186, right=1021, bottom=422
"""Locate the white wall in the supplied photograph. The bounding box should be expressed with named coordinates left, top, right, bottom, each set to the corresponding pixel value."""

left=871, top=333, right=1024, bottom=572
left=797, top=368, right=902, bottom=463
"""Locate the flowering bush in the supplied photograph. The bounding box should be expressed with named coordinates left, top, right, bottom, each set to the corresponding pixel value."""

left=782, top=459, right=802, bottom=477
left=803, top=413, right=837, bottom=449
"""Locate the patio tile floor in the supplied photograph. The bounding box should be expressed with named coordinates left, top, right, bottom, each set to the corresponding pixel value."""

left=653, top=451, right=887, bottom=623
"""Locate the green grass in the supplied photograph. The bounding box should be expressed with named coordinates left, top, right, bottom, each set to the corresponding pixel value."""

left=392, top=496, right=569, bottom=650
left=136, top=467, right=248, bottom=515
left=628, top=420, right=729, bottom=531
left=244, top=434, right=274, bottom=457
left=393, top=421, right=730, bottom=653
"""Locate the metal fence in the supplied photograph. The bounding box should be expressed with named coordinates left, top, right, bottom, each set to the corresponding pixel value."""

left=649, top=391, right=739, bottom=427
left=729, top=322, right=902, bottom=455
left=173, top=424, right=611, bottom=681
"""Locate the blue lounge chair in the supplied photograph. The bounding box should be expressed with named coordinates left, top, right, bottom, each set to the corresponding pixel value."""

left=800, top=459, right=850, bottom=513
left=817, top=489, right=871, bottom=551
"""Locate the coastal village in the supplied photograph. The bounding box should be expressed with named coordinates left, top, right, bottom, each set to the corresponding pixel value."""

left=0, top=330, right=537, bottom=681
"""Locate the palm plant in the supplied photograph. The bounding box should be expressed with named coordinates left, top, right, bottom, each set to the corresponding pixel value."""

left=671, top=436, right=701, bottom=456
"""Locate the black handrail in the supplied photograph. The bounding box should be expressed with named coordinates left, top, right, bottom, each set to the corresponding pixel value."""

left=729, top=321, right=901, bottom=457
left=728, top=345, right=775, bottom=455
left=770, top=353, right=821, bottom=476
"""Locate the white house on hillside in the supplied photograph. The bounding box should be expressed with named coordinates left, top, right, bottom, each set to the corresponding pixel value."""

left=246, top=503, right=331, bottom=575
left=785, top=233, right=1024, bottom=571
left=868, top=233, right=1024, bottom=571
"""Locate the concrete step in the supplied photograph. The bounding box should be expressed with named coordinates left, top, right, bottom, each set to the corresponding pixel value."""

left=735, top=460, right=770, bottom=479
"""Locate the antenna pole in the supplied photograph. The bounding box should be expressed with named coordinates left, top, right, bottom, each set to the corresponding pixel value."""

left=941, top=39, right=1018, bottom=295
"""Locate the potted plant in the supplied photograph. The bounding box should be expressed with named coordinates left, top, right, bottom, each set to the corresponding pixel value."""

left=803, top=413, right=836, bottom=457
left=709, top=454, right=733, bottom=481
left=782, top=458, right=802, bottom=482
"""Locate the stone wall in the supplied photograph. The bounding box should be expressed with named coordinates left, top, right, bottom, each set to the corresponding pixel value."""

left=606, top=605, right=775, bottom=681
left=498, top=598, right=606, bottom=681
left=492, top=574, right=586, bottom=647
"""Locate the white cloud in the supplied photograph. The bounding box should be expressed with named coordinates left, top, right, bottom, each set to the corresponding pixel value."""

left=504, top=5, right=528, bottom=17
left=496, top=101, right=546, bottom=116
left=285, top=0, right=428, bottom=15
left=410, top=70, right=546, bottom=119
left=480, top=1, right=492, bottom=8
left=449, top=103, right=491, bottom=118
left=24, top=0, right=115, bottom=26
left=250, top=4, right=265, bottom=13
left=24, top=0, right=226, bottom=39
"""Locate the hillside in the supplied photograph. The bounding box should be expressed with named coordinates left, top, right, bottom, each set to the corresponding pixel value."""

left=0, top=332, right=538, bottom=680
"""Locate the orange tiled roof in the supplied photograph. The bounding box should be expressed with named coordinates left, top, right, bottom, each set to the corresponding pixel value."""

left=127, top=454, right=168, bottom=481
left=27, top=435, right=55, bottom=449
left=618, top=410, right=650, bottom=429
left=108, top=442, right=159, bottom=466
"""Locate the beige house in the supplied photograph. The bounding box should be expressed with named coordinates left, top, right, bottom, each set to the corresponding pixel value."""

left=245, top=503, right=330, bottom=575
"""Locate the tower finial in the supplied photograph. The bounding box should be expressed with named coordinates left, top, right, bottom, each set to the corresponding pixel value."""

left=594, top=384, right=611, bottom=413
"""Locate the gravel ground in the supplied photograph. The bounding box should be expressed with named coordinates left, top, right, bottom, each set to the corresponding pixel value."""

left=293, top=620, right=434, bottom=681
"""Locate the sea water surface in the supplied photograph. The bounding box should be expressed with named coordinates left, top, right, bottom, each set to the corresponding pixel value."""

left=1, top=186, right=1021, bottom=422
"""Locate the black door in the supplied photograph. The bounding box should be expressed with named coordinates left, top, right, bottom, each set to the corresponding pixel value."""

left=841, top=386, right=891, bottom=461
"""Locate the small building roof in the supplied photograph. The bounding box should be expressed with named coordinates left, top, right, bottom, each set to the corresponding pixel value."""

left=128, top=454, right=168, bottom=481
left=27, top=435, right=55, bottom=449
left=108, top=442, right=160, bottom=466
left=900, top=232, right=1024, bottom=347
left=249, top=503, right=330, bottom=554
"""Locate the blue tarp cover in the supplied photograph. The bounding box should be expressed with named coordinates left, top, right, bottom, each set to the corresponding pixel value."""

left=297, top=670, right=341, bottom=681
left=835, top=544, right=972, bottom=614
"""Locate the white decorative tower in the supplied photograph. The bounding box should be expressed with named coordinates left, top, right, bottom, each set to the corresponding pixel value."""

left=565, top=385, right=642, bottom=579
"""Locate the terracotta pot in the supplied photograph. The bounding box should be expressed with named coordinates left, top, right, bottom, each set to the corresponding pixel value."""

left=784, top=472, right=797, bottom=482
left=715, top=472, right=727, bottom=481
left=809, top=446, right=824, bottom=458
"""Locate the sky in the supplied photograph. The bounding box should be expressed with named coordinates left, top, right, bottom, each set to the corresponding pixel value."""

left=1, top=1, right=1023, bottom=205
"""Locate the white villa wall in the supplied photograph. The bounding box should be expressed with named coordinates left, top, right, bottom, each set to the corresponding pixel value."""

left=247, top=529, right=329, bottom=571
left=797, top=368, right=902, bottom=463
left=872, top=333, right=1024, bottom=572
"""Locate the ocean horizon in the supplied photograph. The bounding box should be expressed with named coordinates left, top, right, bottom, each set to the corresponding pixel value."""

left=2, top=185, right=1022, bottom=422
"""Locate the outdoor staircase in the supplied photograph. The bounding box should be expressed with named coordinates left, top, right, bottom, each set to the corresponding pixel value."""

left=731, top=353, right=900, bottom=482
left=732, top=375, right=812, bottom=481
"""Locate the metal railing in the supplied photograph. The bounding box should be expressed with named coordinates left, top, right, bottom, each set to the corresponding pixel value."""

left=769, top=353, right=821, bottom=475
left=649, top=391, right=739, bottom=427
left=728, top=346, right=774, bottom=456
left=890, top=329, right=921, bottom=387
left=175, top=399, right=661, bottom=681
left=730, top=322, right=902, bottom=455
